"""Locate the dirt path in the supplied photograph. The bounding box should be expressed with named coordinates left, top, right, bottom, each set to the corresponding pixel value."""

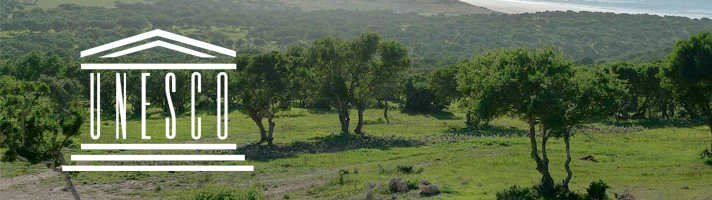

left=1, top=169, right=145, bottom=200
left=1, top=169, right=57, bottom=191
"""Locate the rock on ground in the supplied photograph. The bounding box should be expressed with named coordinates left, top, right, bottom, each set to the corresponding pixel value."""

left=579, top=155, right=599, bottom=162
left=389, top=178, right=408, bottom=193
left=418, top=180, right=439, bottom=195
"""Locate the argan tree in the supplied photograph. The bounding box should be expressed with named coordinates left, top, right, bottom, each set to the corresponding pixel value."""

left=662, top=32, right=712, bottom=150
left=308, top=37, right=352, bottom=134
left=233, top=51, right=296, bottom=145
left=550, top=67, right=625, bottom=191
left=429, top=64, right=461, bottom=109
left=359, top=40, right=410, bottom=128
left=308, top=33, right=410, bottom=134
left=457, top=47, right=624, bottom=194
left=0, top=75, right=85, bottom=200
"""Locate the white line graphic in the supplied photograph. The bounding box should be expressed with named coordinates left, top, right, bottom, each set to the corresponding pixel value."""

left=81, top=144, right=237, bottom=150
left=80, top=63, right=236, bottom=70
left=62, top=165, right=254, bottom=171
left=80, top=29, right=236, bottom=58
left=71, top=155, right=246, bottom=161
left=101, top=40, right=216, bottom=58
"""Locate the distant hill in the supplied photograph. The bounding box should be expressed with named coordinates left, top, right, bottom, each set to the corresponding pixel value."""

left=28, top=0, right=493, bottom=15
left=273, top=0, right=494, bottom=15
left=3, top=0, right=710, bottom=68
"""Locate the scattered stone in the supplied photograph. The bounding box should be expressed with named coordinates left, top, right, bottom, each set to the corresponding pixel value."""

left=682, top=186, right=690, bottom=189
left=579, top=155, right=599, bottom=162
left=461, top=181, right=468, bottom=185
left=51, top=186, right=68, bottom=192
left=418, top=180, right=439, bottom=196
left=364, top=190, right=375, bottom=200
left=614, top=190, right=636, bottom=200
left=389, top=178, right=408, bottom=193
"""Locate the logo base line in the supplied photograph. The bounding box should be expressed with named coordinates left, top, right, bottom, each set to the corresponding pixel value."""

left=62, top=165, right=254, bottom=172
left=71, top=155, right=246, bottom=161
left=81, top=63, right=237, bottom=70
left=81, top=144, right=237, bottom=150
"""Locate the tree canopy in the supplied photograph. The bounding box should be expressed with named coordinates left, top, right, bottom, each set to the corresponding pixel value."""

left=662, top=32, right=712, bottom=150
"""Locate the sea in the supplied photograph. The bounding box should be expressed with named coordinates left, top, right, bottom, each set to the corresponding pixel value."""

left=521, top=0, right=712, bottom=19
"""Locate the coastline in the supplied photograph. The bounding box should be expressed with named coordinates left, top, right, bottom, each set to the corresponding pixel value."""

left=459, top=0, right=711, bottom=19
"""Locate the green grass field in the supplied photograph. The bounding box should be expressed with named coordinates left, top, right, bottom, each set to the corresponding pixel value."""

left=2, top=105, right=711, bottom=199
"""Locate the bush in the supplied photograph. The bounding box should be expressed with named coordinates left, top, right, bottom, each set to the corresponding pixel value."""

left=701, top=150, right=712, bottom=165
left=549, top=184, right=583, bottom=200
left=407, top=179, right=420, bottom=190
left=184, top=186, right=265, bottom=200
left=586, top=180, right=610, bottom=200
left=701, top=149, right=712, bottom=158
left=396, top=164, right=414, bottom=174
left=396, top=164, right=423, bottom=174
left=402, top=74, right=445, bottom=113
left=496, top=185, right=536, bottom=200
left=498, top=181, right=610, bottom=200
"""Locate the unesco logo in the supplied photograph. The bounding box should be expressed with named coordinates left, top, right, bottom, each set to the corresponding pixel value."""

left=65, top=29, right=253, bottom=172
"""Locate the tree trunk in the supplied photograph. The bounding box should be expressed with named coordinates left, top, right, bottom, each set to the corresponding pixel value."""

left=384, top=100, right=389, bottom=123
left=55, top=151, right=81, bottom=200
left=267, top=112, right=275, bottom=145
left=248, top=109, right=267, bottom=143
left=354, top=107, right=365, bottom=135
left=338, top=105, right=350, bottom=135
left=540, top=133, right=555, bottom=195
left=527, top=116, right=554, bottom=195
left=562, top=131, right=573, bottom=191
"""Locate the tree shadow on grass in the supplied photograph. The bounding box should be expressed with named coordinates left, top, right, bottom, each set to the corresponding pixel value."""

left=445, top=125, right=528, bottom=137
left=234, top=134, right=426, bottom=161
left=600, top=118, right=706, bottom=130
left=401, top=110, right=462, bottom=120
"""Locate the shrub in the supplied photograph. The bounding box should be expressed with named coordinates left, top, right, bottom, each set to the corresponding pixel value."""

left=701, top=149, right=712, bottom=158
left=339, top=169, right=349, bottom=185
left=496, top=185, right=536, bottom=200
left=498, top=184, right=586, bottom=200
left=184, top=186, right=265, bottom=200
left=396, top=164, right=423, bottom=174
left=586, top=180, right=610, bottom=200
left=396, top=164, right=414, bottom=174
left=407, top=179, right=420, bottom=190
left=551, top=184, right=583, bottom=200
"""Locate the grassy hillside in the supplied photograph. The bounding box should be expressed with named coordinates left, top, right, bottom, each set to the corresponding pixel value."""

left=273, top=0, right=494, bottom=15
left=33, top=0, right=145, bottom=8
left=3, top=1, right=711, bottom=68
left=2, top=107, right=711, bottom=199
left=28, top=0, right=493, bottom=15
